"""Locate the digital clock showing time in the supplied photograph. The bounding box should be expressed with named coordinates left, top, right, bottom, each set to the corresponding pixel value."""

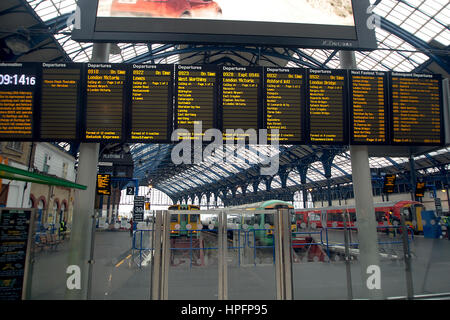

left=0, top=63, right=38, bottom=140
left=0, top=73, right=36, bottom=86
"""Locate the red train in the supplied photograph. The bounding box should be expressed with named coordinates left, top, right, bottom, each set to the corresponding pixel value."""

left=295, top=200, right=425, bottom=233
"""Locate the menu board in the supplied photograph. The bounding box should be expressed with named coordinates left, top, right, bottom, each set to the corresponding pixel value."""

left=0, top=209, right=33, bottom=300
left=85, top=63, right=126, bottom=141
left=349, top=70, right=388, bottom=144
left=390, top=73, right=443, bottom=145
left=96, top=174, right=111, bottom=195
left=221, top=66, right=262, bottom=141
left=40, top=63, right=81, bottom=140
left=264, top=67, right=305, bottom=144
left=0, top=63, right=37, bottom=140
left=307, top=69, right=348, bottom=144
left=130, top=64, right=173, bottom=142
left=175, top=65, right=217, bottom=140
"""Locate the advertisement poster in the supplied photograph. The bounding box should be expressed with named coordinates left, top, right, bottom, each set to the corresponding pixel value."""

left=97, top=0, right=355, bottom=26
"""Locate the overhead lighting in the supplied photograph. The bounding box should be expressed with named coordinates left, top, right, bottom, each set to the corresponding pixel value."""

left=109, top=43, right=122, bottom=55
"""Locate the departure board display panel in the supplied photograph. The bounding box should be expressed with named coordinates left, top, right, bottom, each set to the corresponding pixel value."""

left=40, top=63, right=82, bottom=141
left=349, top=70, right=388, bottom=145
left=264, top=67, right=306, bottom=144
left=84, top=63, right=127, bottom=141
left=307, top=69, right=348, bottom=144
left=220, top=66, right=262, bottom=142
left=175, top=65, right=217, bottom=141
left=0, top=63, right=37, bottom=141
left=130, top=64, right=173, bottom=143
left=390, top=73, right=443, bottom=145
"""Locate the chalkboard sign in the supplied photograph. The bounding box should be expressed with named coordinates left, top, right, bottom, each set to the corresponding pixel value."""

left=0, top=208, right=35, bottom=300
left=133, top=196, right=145, bottom=222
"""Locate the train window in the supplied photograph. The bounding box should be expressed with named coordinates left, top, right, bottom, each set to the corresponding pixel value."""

left=170, top=214, right=179, bottom=222
left=402, top=207, right=413, bottom=221
left=255, top=214, right=262, bottom=225
left=181, top=215, right=188, bottom=223
left=189, top=214, right=199, bottom=223
left=265, top=214, right=274, bottom=225
left=309, top=213, right=320, bottom=221
left=375, top=211, right=385, bottom=222
left=296, top=214, right=304, bottom=222
left=349, top=212, right=356, bottom=222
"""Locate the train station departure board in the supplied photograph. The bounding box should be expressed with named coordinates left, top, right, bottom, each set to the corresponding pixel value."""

left=175, top=65, right=217, bottom=140
left=0, top=63, right=37, bottom=140
left=390, top=73, right=443, bottom=145
left=85, top=63, right=126, bottom=141
left=307, top=69, right=348, bottom=144
left=264, top=67, right=305, bottom=144
left=349, top=70, right=388, bottom=145
left=130, top=64, right=173, bottom=142
left=40, top=63, right=81, bottom=140
left=221, top=66, right=262, bottom=141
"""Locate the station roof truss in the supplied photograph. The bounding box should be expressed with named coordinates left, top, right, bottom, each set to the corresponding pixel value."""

left=0, top=0, right=449, bottom=203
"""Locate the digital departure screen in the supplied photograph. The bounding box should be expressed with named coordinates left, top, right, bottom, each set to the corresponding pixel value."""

left=383, top=174, right=396, bottom=194
left=390, top=73, right=443, bottom=145
left=85, top=63, right=126, bottom=141
left=96, top=174, right=111, bottom=195
left=40, top=63, right=81, bottom=140
left=349, top=70, right=388, bottom=145
left=130, top=64, right=173, bottom=142
left=307, top=69, right=348, bottom=144
left=175, top=65, right=217, bottom=140
left=264, top=67, right=305, bottom=144
left=221, top=66, right=262, bottom=141
left=0, top=63, right=37, bottom=140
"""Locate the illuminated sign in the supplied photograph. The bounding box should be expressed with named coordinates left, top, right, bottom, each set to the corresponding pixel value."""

left=0, top=63, right=37, bottom=140
left=85, top=63, right=126, bottom=141
left=74, top=0, right=377, bottom=50
left=220, top=66, right=262, bottom=141
left=40, top=63, right=81, bottom=141
left=390, top=73, right=443, bottom=145
left=415, top=181, right=426, bottom=198
left=175, top=65, right=217, bottom=140
left=350, top=70, right=388, bottom=145
left=264, top=67, right=306, bottom=144
left=96, top=174, right=111, bottom=195
left=307, top=69, right=348, bottom=144
left=383, top=174, right=396, bottom=194
left=130, top=64, right=173, bottom=142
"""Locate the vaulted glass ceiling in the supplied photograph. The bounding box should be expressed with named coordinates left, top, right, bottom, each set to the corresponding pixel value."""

left=23, top=0, right=450, bottom=198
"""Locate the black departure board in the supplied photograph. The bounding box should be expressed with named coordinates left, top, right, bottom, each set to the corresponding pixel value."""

left=85, top=63, right=126, bottom=141
left=390, top=73, right=443, bottom=145
left=307, top=69, right=348, bottom=144
left=221, top=66, right=262, bottom=141
left=349, top=70, right=388, bottom=145
left=175, top=65, right=217, bottom=140
left=264, top=67, right=305, bottom=144
left=0, top=209, right=33, bottom=300
left=0, top=63, right=37, bottom=140
left=40, top=63, right=81, bottom=140
left=130, top=64, right=173, bottom=142
left=383, top=174, right=396, bottom=193
left=96, top=174, right=111, bottom=195
left=415, top=181, right=426, bottom=198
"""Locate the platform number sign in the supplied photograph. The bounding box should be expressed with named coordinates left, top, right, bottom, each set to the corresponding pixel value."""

left=126, top=186, right=134, bottom=195
left=133, top=196, right=145, bottom=222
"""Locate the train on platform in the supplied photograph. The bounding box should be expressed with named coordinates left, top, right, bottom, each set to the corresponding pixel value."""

left=294, top=200, right=425, bottom=233
left=168, top=204, right=200, bottom=237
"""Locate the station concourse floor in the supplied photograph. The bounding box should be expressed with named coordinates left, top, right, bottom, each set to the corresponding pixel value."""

left=28, top=229, right=450, bottom=300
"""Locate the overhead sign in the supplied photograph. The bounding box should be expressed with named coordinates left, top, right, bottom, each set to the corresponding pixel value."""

left=133, top=196, right=145, bottom=222
left=0, top=63, right=445, bottom=147
left=96, top=174, right=111, bottom=195
left=73, top=0, right=377, bottom=50
left=415, top=181, right=426, bottom=198
left=383, top=174, right=396, bottom=194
